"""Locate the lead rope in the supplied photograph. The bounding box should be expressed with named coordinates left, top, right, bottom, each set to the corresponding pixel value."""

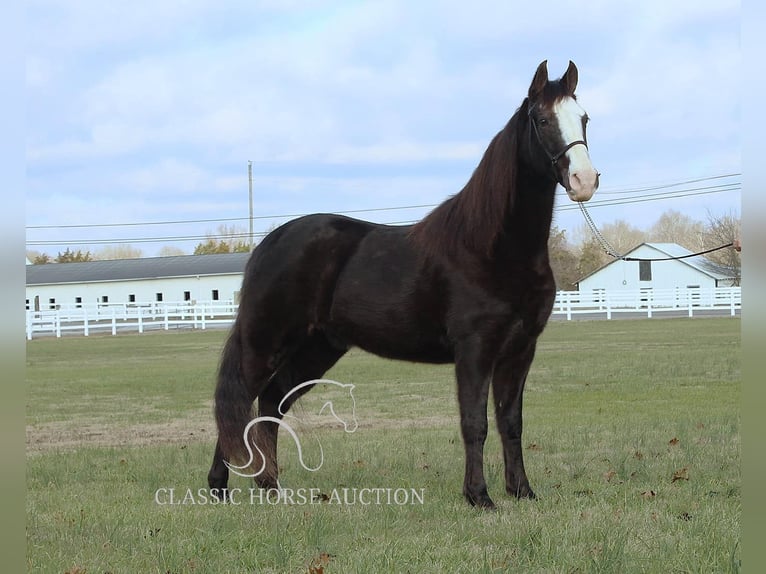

left=577, top=201, right=734, bottom=262
left=577, top=202, right=623, bottom=259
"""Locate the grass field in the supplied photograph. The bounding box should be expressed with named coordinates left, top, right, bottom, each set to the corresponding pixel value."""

left=26, top=318, right=741, bottom=573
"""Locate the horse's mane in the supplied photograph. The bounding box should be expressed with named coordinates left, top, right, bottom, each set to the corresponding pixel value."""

left=410, top=99, right=529, bottom=259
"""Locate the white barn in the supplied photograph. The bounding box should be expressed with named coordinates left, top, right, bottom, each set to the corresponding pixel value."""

left=577, top=242, right=739, bottom=294
left=25, top=252, right=251, bottom=311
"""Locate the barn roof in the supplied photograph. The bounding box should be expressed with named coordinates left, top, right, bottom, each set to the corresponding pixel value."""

left=578, top=242, right=738, bottom=283
left=26, top=252, right=252, bottom=286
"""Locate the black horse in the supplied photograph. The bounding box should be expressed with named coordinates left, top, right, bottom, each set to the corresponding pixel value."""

left=208, top=60, right=599, bottom=509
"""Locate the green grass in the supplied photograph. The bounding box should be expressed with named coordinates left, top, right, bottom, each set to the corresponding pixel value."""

left=26, top=318, right=741, bottom=573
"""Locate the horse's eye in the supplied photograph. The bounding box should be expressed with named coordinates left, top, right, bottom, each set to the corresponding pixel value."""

left=538, top=118, right=548, bottom=127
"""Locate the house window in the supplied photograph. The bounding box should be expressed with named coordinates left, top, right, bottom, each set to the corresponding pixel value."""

left=184, top=291, right=192, bottom=302
left=75, top=297, right=82, bottom=308
left=156, top=293, right=164, bottom=302
left=25, top=299, right=29, bottom=310
left=128, top=294, right=136, bottom=303
left=211, top=289, right=219, bottom=301
left=48, top=297, right=56, bottom=310
left=101, top=295, right=109, bottom=303
left=639, top=260, right=652, bottom=282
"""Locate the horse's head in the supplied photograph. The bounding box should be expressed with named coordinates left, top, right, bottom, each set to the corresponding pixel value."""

left=318, top=382, right=358, bottom=433
left=525, top=60, right=599, bottom=202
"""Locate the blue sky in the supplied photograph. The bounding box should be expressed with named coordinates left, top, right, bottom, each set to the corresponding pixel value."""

left=25, top=0, right=740, bottom=257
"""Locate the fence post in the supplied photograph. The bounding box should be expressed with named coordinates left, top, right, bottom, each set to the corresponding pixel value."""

left=26, top=311, right=32, bottom=340
left=566, top=291, right=572, bottom=321
left=164, top=305, right=169, bottom=330
left=55, top=311, right=61, bottom=338
left=647, top=290, right=653, bottom=319
left=111, top=308, right=117, bottom=335
left=730, top=288, right=736, bottom=317
left=606, top=291, right=612, bottom=320
left=138, top=307, right=144, bottom=333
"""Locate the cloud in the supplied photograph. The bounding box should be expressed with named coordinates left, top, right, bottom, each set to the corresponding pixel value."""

left=25, top=0, right=740, bottom=255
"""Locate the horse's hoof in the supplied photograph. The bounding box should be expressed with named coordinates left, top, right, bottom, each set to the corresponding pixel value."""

left=508, top=484, right=536, bottom=500
left=465, top=490, right=496, bottom=510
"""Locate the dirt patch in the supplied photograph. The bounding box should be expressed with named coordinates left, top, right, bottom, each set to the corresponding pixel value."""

left=26, top=410, right=456, bottom=454
left=26, top=413, right=215, bottom=454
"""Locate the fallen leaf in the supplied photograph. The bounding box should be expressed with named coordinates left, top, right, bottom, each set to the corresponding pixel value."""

left=668, top=437, right=680, bottom=447
left=603, top=470, right=617, bottom=482
left=671, top=467, right=689, bottom=483
left=641, top=490, right=656, bottom=499
left=526, top=442, right=542, bottom=451
left=308, top=552, right=333, bottom=574
left=633, top=451, right=644, bottom=460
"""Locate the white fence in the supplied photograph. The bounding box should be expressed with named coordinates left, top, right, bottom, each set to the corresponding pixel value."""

left=25, top=301, right=238, bottom=340
left=552, top=286, right=741, bottom=320
left=25, top=287, right=741, bottom=340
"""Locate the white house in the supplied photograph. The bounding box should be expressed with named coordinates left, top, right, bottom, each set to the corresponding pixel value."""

left=25, top=252, right=251, bottom=311
left=577, top=242, right=739, bottom=295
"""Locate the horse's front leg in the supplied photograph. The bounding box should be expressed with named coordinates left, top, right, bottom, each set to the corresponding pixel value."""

left=492, top=337, right=537, bottom=499
left=455, top=338, right=495, bottom=509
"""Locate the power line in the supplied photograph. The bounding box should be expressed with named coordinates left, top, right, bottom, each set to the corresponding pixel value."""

left=26, top=175, right=740, bottom=248
left=26, top=173, right=739, bottom=231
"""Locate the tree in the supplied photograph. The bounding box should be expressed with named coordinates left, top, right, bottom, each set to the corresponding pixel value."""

left=648, top=209, right=705, bottom=252
left=702, top=210, right=741, bottom=283
left=576, top=236, right=610, bottom=280
left=55, top=248, right=92, bottom=263
left=548, top=226, right=579, bottom=290
left=27, top=250, right=52, bottom=264
left=93, top=245, right=143, bottom=260
left=599, top=219, right=647, bottom=256
left=193, top=225, right=250, bottom=255
left=157, top=246, right=187, bottom=257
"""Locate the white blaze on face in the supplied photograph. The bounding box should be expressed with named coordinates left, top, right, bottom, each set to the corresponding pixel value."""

left=553, top=97, right=599, bottom=202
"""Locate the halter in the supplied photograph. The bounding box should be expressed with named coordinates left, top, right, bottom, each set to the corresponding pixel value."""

left=528, top=106, right=588, bottom=165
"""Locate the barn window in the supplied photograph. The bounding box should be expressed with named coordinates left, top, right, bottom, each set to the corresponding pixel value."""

left=48, top=297, right=56, bottom=309
left=25, top=299, right=29, bottom=310
left=639, top=260, right=652, bottom=282
left=128, top=294, right=136, bottom=303
left=211, top=289, right=219, bottom=301
left=75, top=296, right=82, bottom=308
left=101, top=295, right=109, bottom=303
left=156, top=293, right=164, bottom=302
left=184, top=291, right=191, bottom=302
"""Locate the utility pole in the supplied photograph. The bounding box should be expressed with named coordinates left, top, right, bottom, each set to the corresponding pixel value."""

left=248, top=160, right=254, bottom=250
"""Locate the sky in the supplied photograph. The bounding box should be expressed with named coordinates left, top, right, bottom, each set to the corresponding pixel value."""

left=25, top=0, right=741, bottom=258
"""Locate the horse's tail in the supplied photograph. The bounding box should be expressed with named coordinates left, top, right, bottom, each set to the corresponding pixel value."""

left=213, top=322, right=253, bottom=465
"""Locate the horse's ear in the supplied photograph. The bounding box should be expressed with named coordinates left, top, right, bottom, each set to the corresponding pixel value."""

left=561, top=60, right=578, bottom=95
left=528, top=60, right=549, bottom=99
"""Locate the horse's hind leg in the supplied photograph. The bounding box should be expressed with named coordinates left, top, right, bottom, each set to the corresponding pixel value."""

left=252, top=332, right=347, bottom=490
left=208, top=325, right=275, bottom=497
left=208, top=438, right=230, bottom=498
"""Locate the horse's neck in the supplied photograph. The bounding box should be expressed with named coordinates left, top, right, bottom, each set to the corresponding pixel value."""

left=499, top=167, right=557, bottom=260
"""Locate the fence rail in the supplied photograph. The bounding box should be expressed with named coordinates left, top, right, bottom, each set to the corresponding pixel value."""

left=25, top=287, right=741, bottom=340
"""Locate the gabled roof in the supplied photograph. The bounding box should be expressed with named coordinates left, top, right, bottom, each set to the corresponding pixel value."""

left=26, top=252, right=251, bottom=286
left=578, top=242, right=738, bottom=283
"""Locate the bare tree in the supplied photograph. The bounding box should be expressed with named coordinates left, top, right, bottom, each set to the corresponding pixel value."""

left=648, top=209, right=705, bottom=252
left=702, top=210, right=741, bottom=282
left=93, top=244, right=144, bottom=260
left=157, top=246, right=187, bottom=257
